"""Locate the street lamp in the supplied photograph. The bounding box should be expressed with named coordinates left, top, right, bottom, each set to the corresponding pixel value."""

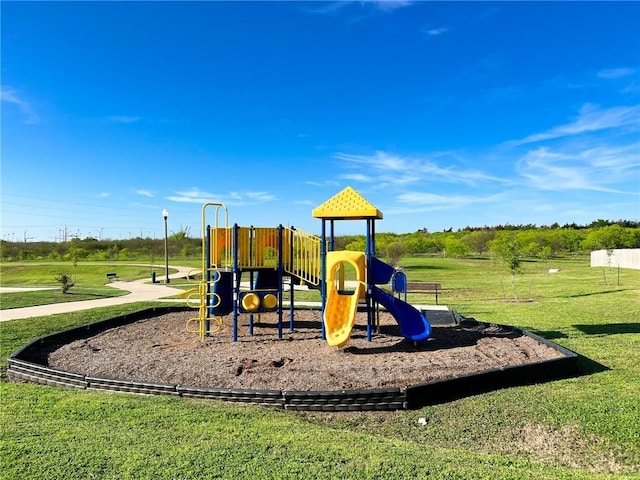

left=162, top=208, right=170, bottom=284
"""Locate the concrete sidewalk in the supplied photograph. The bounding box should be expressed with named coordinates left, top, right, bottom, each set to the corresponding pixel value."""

left=0, top=266, right=192, bottom=322
left=1, top=265, right=457, bottom=326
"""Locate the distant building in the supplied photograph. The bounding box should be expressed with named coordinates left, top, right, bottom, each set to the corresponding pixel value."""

left=591, top=249, right=640, bottom=270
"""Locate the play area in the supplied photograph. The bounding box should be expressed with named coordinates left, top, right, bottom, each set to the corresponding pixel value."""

left=178, top=186, right=431, bottom=347
left=8, top=187, right=578, bottom=410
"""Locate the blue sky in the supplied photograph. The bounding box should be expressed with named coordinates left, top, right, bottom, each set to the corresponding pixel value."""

left=2, top=1, right=639, bottom=241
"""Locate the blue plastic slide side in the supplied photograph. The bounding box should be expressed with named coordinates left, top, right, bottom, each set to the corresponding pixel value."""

left=369, top=256, right=396, bottom=285
left=254, top=269, right=279, bottom=289
left=391, top=270, right=406, bottom=293
left=371, top=286, right=431, bottom=342
left=212, top=271, right=234, bottom=316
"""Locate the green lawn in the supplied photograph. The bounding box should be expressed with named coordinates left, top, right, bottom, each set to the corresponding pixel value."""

left=0, top=262, right=167, bottom=285
left=1, top=257, right=639, bottom=479
left=0, top=262, right=182, bottom=309
left=0, top=287, right=128, bottom=309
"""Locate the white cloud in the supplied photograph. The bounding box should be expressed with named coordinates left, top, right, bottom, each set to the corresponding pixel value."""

left=516, top=143, right=640, bottom=194
left=303, top=180, right=341, bottom=188
left=167, top=188, right=275, bottom=206
left=621, top=82, right=640, bottom=94
left=340, top=173, right=375, bottom=183
left=506, top=102, right=640, bottom=195
left=334, top=151, right=413, bottom=172
left=333, top=150, right=511, bottom=187
left=367, top=0, right=413, bottom=12
left=244, top=191, right=276, bottom=202
left=168, top=188, right=225, bottom=204
left=507, top=104, right=640, bottom=147
left=597, top=68, right=636, bottom=79
left=386, top=191, right=507, bottom=217
left=135, top=189, right=154, bottom=198
left=108, top=115, right=140, bottom=124
left=301, top=1, right=411, bottom=16
left=423, top=26, right=449, bottom=36
left=395, top=191, right=457, bottom=205
left=1, top=86, right=39, bottom=124
left=301, top=2, right=350, bottom=14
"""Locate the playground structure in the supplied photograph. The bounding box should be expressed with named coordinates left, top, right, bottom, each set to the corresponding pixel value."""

left=183, top=186, right=432, bottom=346
left=181, top=202, right=323, bottom=341
left=7, top=191, right=580, bottom=412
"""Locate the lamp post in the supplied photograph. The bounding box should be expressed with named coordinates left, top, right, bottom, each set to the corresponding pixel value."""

left=162, top=208, right=170, bottom=284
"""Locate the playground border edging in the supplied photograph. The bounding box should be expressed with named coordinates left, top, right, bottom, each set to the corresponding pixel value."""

left=7, top=306, right=580, bottom=411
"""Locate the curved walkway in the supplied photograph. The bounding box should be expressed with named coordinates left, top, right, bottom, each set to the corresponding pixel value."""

left=0, top=265, right=193, bottom=322
left=1, top=266, right=448, bottom=323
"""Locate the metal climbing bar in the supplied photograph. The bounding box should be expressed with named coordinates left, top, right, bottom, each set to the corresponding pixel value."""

left=202, top=203, right=231, bottom=270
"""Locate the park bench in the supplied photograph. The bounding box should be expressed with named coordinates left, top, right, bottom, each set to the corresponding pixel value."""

left=405, top=282, right=442, bottom=304
left=106, top=273, right=118, bottom=281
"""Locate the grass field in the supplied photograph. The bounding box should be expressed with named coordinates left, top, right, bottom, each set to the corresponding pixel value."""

left=1, top=257, right=639, bottom=479
left=0, top=262, right=184, bottom=309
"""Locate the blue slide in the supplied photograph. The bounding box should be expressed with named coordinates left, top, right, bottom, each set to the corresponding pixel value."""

left=369, top=257, right=431, bottom=343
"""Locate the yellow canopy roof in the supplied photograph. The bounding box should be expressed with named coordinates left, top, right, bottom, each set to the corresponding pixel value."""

left=312, top=186, right=383, bottom=220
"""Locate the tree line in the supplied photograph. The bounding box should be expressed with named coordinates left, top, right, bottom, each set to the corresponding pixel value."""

left=0, top=234, right=201, bottom=262
left=337, top=221, right=639, bottom=263
left=1, top=220, right=638, bottom=262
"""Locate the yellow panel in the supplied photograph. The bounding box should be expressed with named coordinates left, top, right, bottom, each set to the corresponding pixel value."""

left=242, top=293, right=260, bottom=312
left=282, top=227, right=322, bottom=286
left=322, top=251, right=367, bottom=347
left=312, top=186, right=383, bottom=220
left=237, top=227, right=251, bottom=267
left=326, top=250, right=366, bottom=283
left=262, top=293, right=278, bottom=309
left=210, top=227, right=233, bottom=269
left=254, top=227, right=279, bottom=268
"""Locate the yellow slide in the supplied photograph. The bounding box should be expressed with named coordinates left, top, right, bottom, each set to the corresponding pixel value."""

left=323, top=251, right=366, bottom=347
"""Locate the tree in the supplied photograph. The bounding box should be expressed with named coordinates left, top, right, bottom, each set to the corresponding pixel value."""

left=404, top=233, right=428, bottom=256
left=582, top=224, right=632, bottom=251
left=444, top=236, right=471, bottom=258
left=55, top=273, right=74, bottom=294
left=538, top=245, right=552, bottom=264
left=345, top=237, right=366, bottom=252
left=171, top=225, right=192, bottom=241
left=462, top=229, right=495, bottom=255
left=386, top=241, right=405, bottom=267
left=489, top=233, right=523, bottom=300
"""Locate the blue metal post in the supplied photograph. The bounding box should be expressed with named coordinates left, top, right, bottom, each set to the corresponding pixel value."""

left=232, top=224, right=239, bottom=342
left=277, top=225, right=284, bottom=339
left=366, top=218, right=373, bottom=342
left=320, top=219, right=326, bottom=340
left=205, top=225, right=211, bottom=335
left=329, top=220, right=334, bottom=251
left=371, top=218, right=376, bottom=256
left=248, top=226, right=254, bottom=336
left=289, top=227, right=294, bottom=331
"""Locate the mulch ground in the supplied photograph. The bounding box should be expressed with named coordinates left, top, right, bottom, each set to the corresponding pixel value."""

left=47, top=310, right=563, bottom=391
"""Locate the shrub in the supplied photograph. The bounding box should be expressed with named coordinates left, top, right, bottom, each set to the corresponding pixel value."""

left=55, top=273, right=75, bottom=294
